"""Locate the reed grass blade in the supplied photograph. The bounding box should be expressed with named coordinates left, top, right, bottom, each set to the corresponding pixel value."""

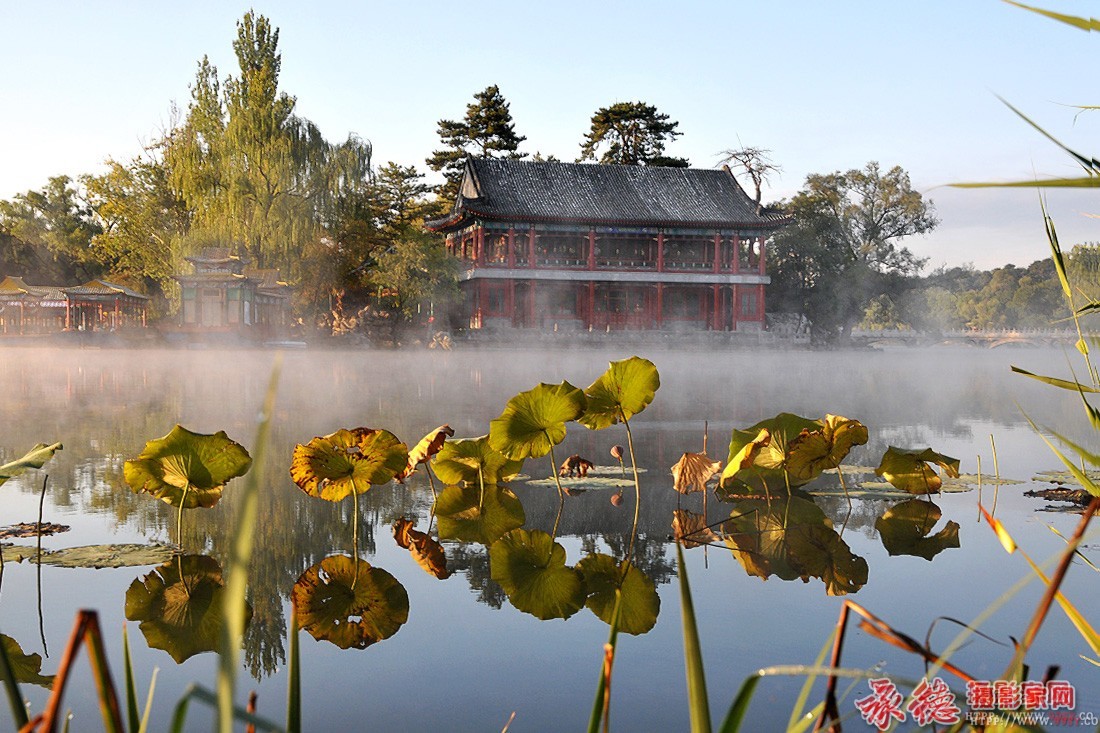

left=122, top=625, right=140, bottom=733
left=287, top=603, right=300, bottom=733
left=676, top=541, right=712, bottom=733
left=0, top=628, right=29, bottom=728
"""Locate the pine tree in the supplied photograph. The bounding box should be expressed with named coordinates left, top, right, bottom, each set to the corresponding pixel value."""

left=578, top=101, right=687, bottom=167
left=426, top=85, right=526, bottom=201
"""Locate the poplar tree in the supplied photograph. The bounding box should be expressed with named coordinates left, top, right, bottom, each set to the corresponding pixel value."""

left=163, top=12, right=372, bottom=280
left=426, top=85, right=527, bottom=201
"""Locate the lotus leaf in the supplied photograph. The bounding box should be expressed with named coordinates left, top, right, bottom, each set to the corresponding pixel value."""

left=672, top=510, right=719, bottom=549
left=290, top=428, right=408, bottom=502
left=720, top=413, right=821, bottom=492
left=434, top=484, right=525, bottom=544
left=575, top=554, right=659, bottom=635
left=671, top=452, right=722, bottom=494
left=875, top=499, right=961, bottom=560
left=292, top=555, right=409, bottom=650
left=579, top=356, right=660, bottom=430
left=489, top=382, right=586, bottom=459
left=125, top=554, right=245, bottom=663
left=489, top=529, right=586, bottom=620
left=875, top=446, right=961, bottom=494
left=124, top=426, right=251, bottom=508
left=785, top=415, right=869, bottom=484
left=0, top=442, right=62, bottom=487
left=396, top=424, right=455, bottom=482
left=392, top=518, right=451, bottom=579
left=786, top=524, right=868, bottom=596
left=0, top=635, right=54, bottom=688
left=432, top=435, right=524, bottom=485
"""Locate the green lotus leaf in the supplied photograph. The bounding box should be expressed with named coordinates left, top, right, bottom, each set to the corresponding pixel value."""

left=124, top=426, right=251, bottom=509
left=432, top=435, right=524, bottom=485
left=786, top=415, right=869, bottom=484
left=786, top=524, right=869, bottom=596
left=875, top=499, right=961, bottom=560
left=874, top=446, right=961, bottom=494
left=291, top=554, right=409, bottom=650
left=290, top=428, right=408, bottom=502
left=575, top=553, right=660, bottom=635
left=434, top=483, right=525, bottom=545
left=125, top=554, right=247, bottom=663
left=489, top=529, right=586, bottom=620
left=489, top=382, right=586, bottom=459
left=0, top=442, right=63, bottom=487
left=0, top=635, right=54, bottom=688
left=720, top=413, right=821, bottom=492
left=579, top=356, right=660, bottom=430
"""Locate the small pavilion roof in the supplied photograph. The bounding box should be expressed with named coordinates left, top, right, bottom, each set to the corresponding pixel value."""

left=426, top=158, right=789, bottom=233
left=63, top=280, right=149, bottom=300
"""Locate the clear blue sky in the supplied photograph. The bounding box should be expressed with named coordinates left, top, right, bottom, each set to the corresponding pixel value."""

left=2, top=1, right=1096, bottom=271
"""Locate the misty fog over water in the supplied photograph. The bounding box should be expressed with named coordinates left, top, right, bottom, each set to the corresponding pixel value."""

left=0, top=344, right=1095, bottom=731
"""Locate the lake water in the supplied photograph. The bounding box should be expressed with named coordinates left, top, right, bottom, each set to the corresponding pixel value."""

left=0, top=344, right=1096, bottom=731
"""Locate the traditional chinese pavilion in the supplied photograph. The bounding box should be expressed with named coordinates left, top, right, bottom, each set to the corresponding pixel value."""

left=174, top=248, right=291, bottom=335
left=62, top=279, right=149, bottom=331
left=0, top=276, right=67, bottom=335
left=425, top=158, right=787, bottom=332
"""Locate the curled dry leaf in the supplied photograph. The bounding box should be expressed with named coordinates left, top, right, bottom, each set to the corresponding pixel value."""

left=671, top=451, right=722, bottom=494
left=396, top=424, right=455, bottom=482
left=392, top=518, right=451, bottom=579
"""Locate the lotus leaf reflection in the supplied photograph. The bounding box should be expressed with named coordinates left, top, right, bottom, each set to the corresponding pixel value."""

left=876, top=499, right=961, bottom=560
left=0, top=635, right=54, bottom=687
left=393, top=518, right=451, bottom=579
left=434, top=484, right=525, bottom=545
left=292, top=555, right=409, bottom=650
left=576, top=553, right=660, bottom=635
left=125, top=554, right=246, bottom=663
left=489, top=529, right=586, bottom=620
left=723, top=495, right=868, bottom=595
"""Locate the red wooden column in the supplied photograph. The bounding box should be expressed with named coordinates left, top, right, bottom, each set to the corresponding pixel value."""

left=507, top=280, right=516, bottom=325
left=757, top=286, right=765, bottom=324
left=587, top=281, right=595, bottom=330
left=656, top=283, right=664, bottom=328
left=525, top=279, right=536, bottom=328
left=732, top=234, right=741, bottom=272
left=729, top=285, right=739, bottom=332
left=712, top=285, right=721, bottom=330
left=528, top=227, right=536, bottom=269
left=587, top=229, right=596, bottom=270
left=758, top=237, right=767, bottom=276
left=507, top=228, right=516, bottom=268
left=476, top=227, right=485, bottom=266
left=656, top=232, right=664, bottom=272
left=712, top=233, right=721, bottom=273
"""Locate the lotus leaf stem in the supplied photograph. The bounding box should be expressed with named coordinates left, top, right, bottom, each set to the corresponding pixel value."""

left=623, top=416, right=642, bottom=562
left=548, top=442, right=565, bottom=501
left=352, top=489, right=360, bottom=588
left=38, top=475, right=48, bottom=657
left=177, top=484, right=190, bottom=548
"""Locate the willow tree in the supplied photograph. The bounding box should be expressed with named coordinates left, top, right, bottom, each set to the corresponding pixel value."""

left=164, top=12, right=372, bottom=282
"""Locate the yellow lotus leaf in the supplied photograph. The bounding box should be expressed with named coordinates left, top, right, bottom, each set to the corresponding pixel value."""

left=875, top=446, right=961, bottom=494
left=392, top=518, right=451, bottom=579
left=396, top=425, right=455, bottom=482
left=786, top=415, right=869, bottom=484
left=671, top=451, right=722, bottom=494
left=719, top=428, right=771, bottom=486
left=290, top=428, right=408, bottom=502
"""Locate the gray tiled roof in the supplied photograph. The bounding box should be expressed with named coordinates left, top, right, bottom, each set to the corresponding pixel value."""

left=428, top=158, right=786, bottom=231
